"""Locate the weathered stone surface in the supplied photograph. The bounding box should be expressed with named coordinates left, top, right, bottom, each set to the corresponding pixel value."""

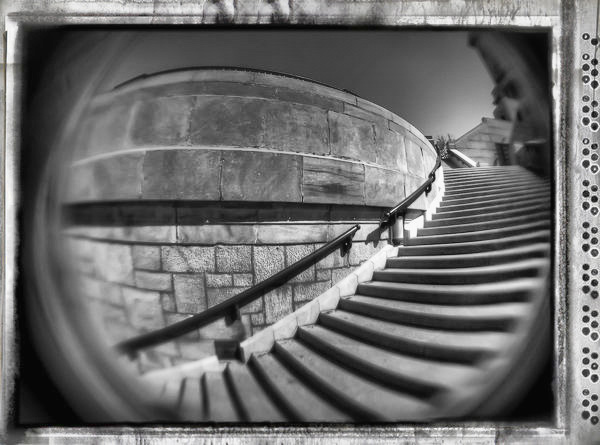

left=162, top=246, right=215, bottom=272
left=160, top=293, right=177, bottom=312
left=253, top=245, right=285, bottom=282
left=189, top=96, right=262, bottom=147
left=221, top=151, right=302, bottom=202
left=421, top=143, right=438, bottom=172
left=132, top=245, right=161, bottom=271
left=240, top=296, right=263, bottom=314
left=285, top=245, right=315, bottom=283
left=206, top=273, right=233, bottom=288
left=216, top=245, right=252, bottom=272
left=142, top=149, right=221, bottom=200
left=135, top=271, right=173, bottom=291
left=293, top=281, right=331, bottom=303
left=405, top=174, right=428, bottom=211
left=207, top=287, right=241, bottom=307
left=189, top=96, right=329, bottom=155
left=233, top=273, right=253, bottom=287
left=405, top=137, right=426, bottom=178
left=343, top=102, right=386, bottom=125
left=178, top=341, right=216, bottom=360
left=376, top=126, right=407, bottom=172
left=121, top=287, right=164, bottom=331
left=328, top=111, right=376, bottom=163
left=165, top=313, right=200, bottom=341
left=77, top=276, right=123, bottom=306
left=356, top=97, right=393, bottom=120
left=332, top=266, right=353, bottom=285
left=95, top=242, right=134, bottom=285
left=264, top=285, right=293, bottom=324
left=365, top=166, right=405, bottom=207
left=82, top=102, right=132, bottom=159
left=250, top=312, right=265, bottom=326
left=255, top=224, right=328, bottom=244
left=348, top=241, right=378, bottom=267
left=173, top=274, right=207, bottom=313
left=68, top=153, right=144, bottom=202
left=178, top=224, right=256, bottom=244
left=302, top=156, right=364, bottom=204
left=130, top=96, right=194, bottom=146
left=316, top=268, right=332, bottom=281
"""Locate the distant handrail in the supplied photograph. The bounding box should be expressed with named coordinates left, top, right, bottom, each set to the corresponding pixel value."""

left=448, top=147, right=479, bottom=168
left=379, top=148, right=442, bottom=228
left=115, top=224, right=360, bottom=356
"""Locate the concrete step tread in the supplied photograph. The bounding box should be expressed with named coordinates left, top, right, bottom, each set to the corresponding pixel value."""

left=274, top=339, right=433, bottom=421
left=444, top=174, right=541, bottom=186
left=437, top=194, right=551, bottom=213
left=319, top=310, right=509, bottom=360
left=442, top=185, right=550, bottom=202
left=226, top=362, right=287, bottom=422
left=429, top=204, right=551, bottom=227
left=419, top=211, right=551, bottom=236
left=376, top=257, right=549, bottom=279
left=443, top=180, right=551, bottom=196
left=356, top=277, right=544, bottom=304
left=439, top=188, right=550, bottom=207
left=434, top=197, right=551, bottom=218
left=250, top=353, right=351, bottom=422
left=407, top=221, right=551, bottom=246
left=298, top=324, right=477, bottom=395
left=387, top=243, right=550, bottom=268
left=342, top=295, right=531, bottom=325
left=203, top=371, right=241, bottom=422
left=177, top=378, right=204, bottom=421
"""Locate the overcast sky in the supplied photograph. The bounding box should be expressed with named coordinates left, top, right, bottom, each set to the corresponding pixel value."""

left=99, top=30, right=495, bottom=138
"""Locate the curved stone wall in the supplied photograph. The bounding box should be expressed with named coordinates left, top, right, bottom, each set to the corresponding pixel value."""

left=67, top=68, right=438, bottom=209
left=62, top=69, right=442, bottom=372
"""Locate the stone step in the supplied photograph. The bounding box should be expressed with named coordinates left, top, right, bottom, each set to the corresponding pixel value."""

left=442, top=166, right=525, bottom=176
left=372, top=258, right=548, bottom=285
left=202, top=371, right=241, bottom=422
left=397, top=230, right=550, bottom=256
left=433, top=197, right=551, bottom=219
left=274, top=339, right=433, bottom=421
left=318, top=310, right=508, bottom=363
left=439, top=186, right=550, bottom=207
left=428, top=203, right=551, bottom=227
left=339, top=295, right=530, bottom=331
left=177, top=377, right=204, bottom=421
left=443, top=175, right=544, bottom=190
left=386, top=243, right=550, bottom=268
left=443, top=172, right=538, bottom=186
left=297, top=324, right=477, bottom=396
left=356, top=277, right=544, bottom=305
left=225, top=362, right=287, bottom=422
left=418, top=211, right=550, bottom=236
left=406, top=220, right=550, bottom=246
left=443, top=182, right=550, bottom=200
left=249, top=353, right=351, bottom=422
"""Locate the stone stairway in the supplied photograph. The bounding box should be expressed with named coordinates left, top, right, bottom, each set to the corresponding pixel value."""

left=152, top=166, right=551, bottom=422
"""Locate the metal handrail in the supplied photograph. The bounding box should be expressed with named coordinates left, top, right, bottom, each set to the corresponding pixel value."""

left=115, top=224, right=360, bottom=356
left=379, top=149, right=442, bottom=228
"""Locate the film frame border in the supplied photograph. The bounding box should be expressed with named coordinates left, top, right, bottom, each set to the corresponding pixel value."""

left=0, top=0, right=587, bottom=443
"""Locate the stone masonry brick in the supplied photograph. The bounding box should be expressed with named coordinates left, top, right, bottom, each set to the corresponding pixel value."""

left=121, top=287, right=164, bottom=332
left=162, top=246, right=215, bottom=272
left=173, top=274, right=206, bottom=313
left=253, top=245, right=285, bottom=282
left=285, top=245, right=315, bottom=283
left=233, top=273, right=253, bottom=287
left=216, top=245, right=252, bottom=273
left=206, top=273, right=233, bottom=288
left=135, top=271, right=173, bottom=291
left=251, top=312, right=265, bottom=326
left=293, top=281, right=332, bottom=303
left=316, top=269, right=332, bottom=281
left=160, top=293, right=177, bottom=312
left=206, top=287, right=240, bottom=308
left=264, top=285, right=293, bottom=325
left=132, top=245, right=161, bottom=271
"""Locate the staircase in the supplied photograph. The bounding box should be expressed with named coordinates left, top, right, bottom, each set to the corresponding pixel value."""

left=152, top=166, right=551, bottom=422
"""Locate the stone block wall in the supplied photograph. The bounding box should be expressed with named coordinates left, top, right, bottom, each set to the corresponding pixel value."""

left=65, top=68, right=438, bottom=212
left=65, top=229, right=383, bottom=373
left=59, top=68, right=440, bottom=373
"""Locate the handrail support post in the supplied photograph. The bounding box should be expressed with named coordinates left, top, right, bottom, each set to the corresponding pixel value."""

left=391, top=214, right=404, bottom=246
